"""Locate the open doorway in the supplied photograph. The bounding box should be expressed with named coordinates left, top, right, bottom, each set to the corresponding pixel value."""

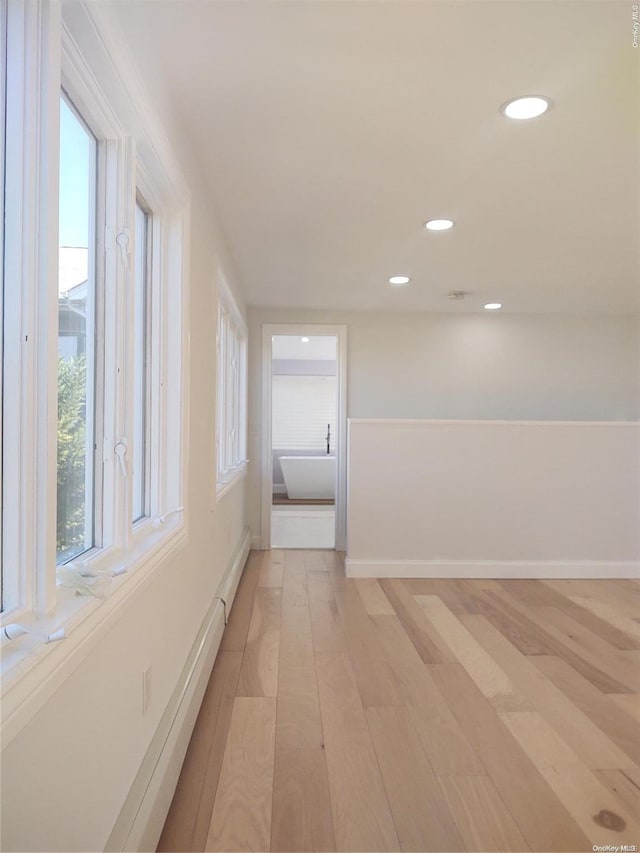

left=271, top=334, right=336, bottom=548
left=261, top=325, right=347, bottom=551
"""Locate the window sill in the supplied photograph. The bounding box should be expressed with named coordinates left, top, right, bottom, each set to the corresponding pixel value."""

left=215, top=462, right=247, bottom=503
left=0, top=518, right=186, bottom=748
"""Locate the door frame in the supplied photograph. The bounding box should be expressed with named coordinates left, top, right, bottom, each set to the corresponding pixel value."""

left=261, top=323, right=348, bottom=551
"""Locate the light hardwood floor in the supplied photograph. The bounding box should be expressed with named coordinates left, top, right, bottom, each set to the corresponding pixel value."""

left=158, top=551, right=640, bottom=853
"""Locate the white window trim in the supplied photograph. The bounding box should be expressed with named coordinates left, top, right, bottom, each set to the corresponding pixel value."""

left=214, top=272, right=248, bottom=502
left=0, top=0, right=5, bottom=616
left=260, top=324, right=348, bottom=552
left=1, top=0, right=191, bottom=744
left=2, top=0, right=60, bottom=621
left=131, top=193, right=153, bottom=525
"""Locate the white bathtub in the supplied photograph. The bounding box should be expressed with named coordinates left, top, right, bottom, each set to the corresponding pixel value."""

left=279, top=455, right=336, bottom=500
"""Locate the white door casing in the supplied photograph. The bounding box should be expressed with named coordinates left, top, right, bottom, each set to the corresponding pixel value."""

left=261, top=324, right=347, bottom=551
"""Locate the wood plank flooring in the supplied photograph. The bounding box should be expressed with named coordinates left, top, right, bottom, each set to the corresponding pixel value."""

left=158, top=552, right=640, bottom=852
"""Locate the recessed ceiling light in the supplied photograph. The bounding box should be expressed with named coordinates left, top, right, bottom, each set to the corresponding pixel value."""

left=300, top=336, right=310, bottom=343
left=388, top=275, right=411, bottom=286
left=425, top=219, right=454, bottom=231
left=500, top=95, right=551, bottom=120
left=484, top=302, right=503, bottom=310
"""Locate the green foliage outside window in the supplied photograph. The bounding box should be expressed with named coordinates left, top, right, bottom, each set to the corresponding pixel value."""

left=57, top=355, right=87, bottom=561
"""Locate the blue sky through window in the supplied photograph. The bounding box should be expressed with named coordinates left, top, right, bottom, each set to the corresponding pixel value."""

left=59, top=96, right=91, bottom=249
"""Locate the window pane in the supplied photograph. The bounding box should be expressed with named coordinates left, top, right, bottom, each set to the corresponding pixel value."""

left=132, top=200, right=149, bottom=522
left=57, top=95, right=96, bottom=564
left=225, top=313, right=233, bottom=472
left=217, top=308, right=226, bottom=479
left=216, top=288, right=247, bottom=490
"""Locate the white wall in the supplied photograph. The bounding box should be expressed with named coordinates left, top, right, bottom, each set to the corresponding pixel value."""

left=1, top=16, right=248, bottom=853
left=247, top=307, right=640, bottom=542
left=346, top=313, right=639, bottom=422
left=347, top=419, right=640, bottom=576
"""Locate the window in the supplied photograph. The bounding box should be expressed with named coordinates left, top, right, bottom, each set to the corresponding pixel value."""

left=216, top=276, right=247, bottom=496
left=57, top=95, right=98, bottom=564
left=132, top=197, right=151, bottom=523
left=0, top=1, right=187, bottom=638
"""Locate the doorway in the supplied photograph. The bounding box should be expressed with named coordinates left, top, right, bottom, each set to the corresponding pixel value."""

left=261, top=325, right=347, bottom=551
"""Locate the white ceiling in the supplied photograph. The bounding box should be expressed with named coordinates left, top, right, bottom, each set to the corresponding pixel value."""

left=108, top=1, right=639, bottom=315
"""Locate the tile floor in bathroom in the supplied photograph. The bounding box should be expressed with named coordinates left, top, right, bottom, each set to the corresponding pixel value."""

left=271, top=504, right=335, bottom=549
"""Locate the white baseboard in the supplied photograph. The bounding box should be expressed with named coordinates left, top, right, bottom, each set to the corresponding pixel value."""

left=345, top=558, right=640, bottom=579
left=105, top=527, right=251, bottom=853
left=251, top=533, right=265, bottom=550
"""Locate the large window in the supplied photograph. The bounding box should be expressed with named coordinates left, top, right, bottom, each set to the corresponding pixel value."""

left=216, top=277, right=247, bottom=496
left=0, top=1, right=187, bottom=634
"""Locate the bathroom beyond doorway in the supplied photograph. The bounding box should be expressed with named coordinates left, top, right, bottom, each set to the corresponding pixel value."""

left=270, top=334, right=337, bottom=548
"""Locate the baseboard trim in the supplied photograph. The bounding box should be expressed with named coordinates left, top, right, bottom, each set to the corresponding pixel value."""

left=105, top=527, right=251, bottom=853
left=344, top=558, right=640, bottom=579
left=251, top=534, right=265, bottom=550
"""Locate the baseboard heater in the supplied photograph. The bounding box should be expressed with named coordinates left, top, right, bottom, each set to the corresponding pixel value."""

left=105, top=527, right=251, bottom=852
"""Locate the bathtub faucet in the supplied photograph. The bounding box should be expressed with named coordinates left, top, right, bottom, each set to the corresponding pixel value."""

left=326, top=424, right=330, bottom=455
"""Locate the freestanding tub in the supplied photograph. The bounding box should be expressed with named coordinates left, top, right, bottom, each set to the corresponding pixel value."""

left=279, top=455, right=336, bottom=500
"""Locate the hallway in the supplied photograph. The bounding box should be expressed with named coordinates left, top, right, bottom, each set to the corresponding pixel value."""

left=158, top=551, right=640, bottom=852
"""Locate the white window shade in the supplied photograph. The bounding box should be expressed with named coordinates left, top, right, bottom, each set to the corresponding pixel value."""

left=272, top=375, right=336, bottom=452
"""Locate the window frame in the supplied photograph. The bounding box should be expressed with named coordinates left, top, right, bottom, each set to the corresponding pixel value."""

left=127, top=162, right=185, bottom=553
left=131, top=192, right=153, bottom=525
left=215, top=274, right=248, bottom=501
left=56, top=90, right=101, bottom=567
left=1, top=0, right=60, bottom=621
left=55, top=17, right=188, bottom=574
left=57, top=51, right=135, bottom=580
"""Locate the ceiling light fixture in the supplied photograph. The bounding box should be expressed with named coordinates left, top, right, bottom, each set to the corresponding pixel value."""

left=300, top=336, right=310, bottom=343
left=388, top=275, right=411, bottom=286
left=484, top=302, right=503, bottom=311
left=425, top=219, right=454, bottom=231
left=500, top=95, right=551, bottom=120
